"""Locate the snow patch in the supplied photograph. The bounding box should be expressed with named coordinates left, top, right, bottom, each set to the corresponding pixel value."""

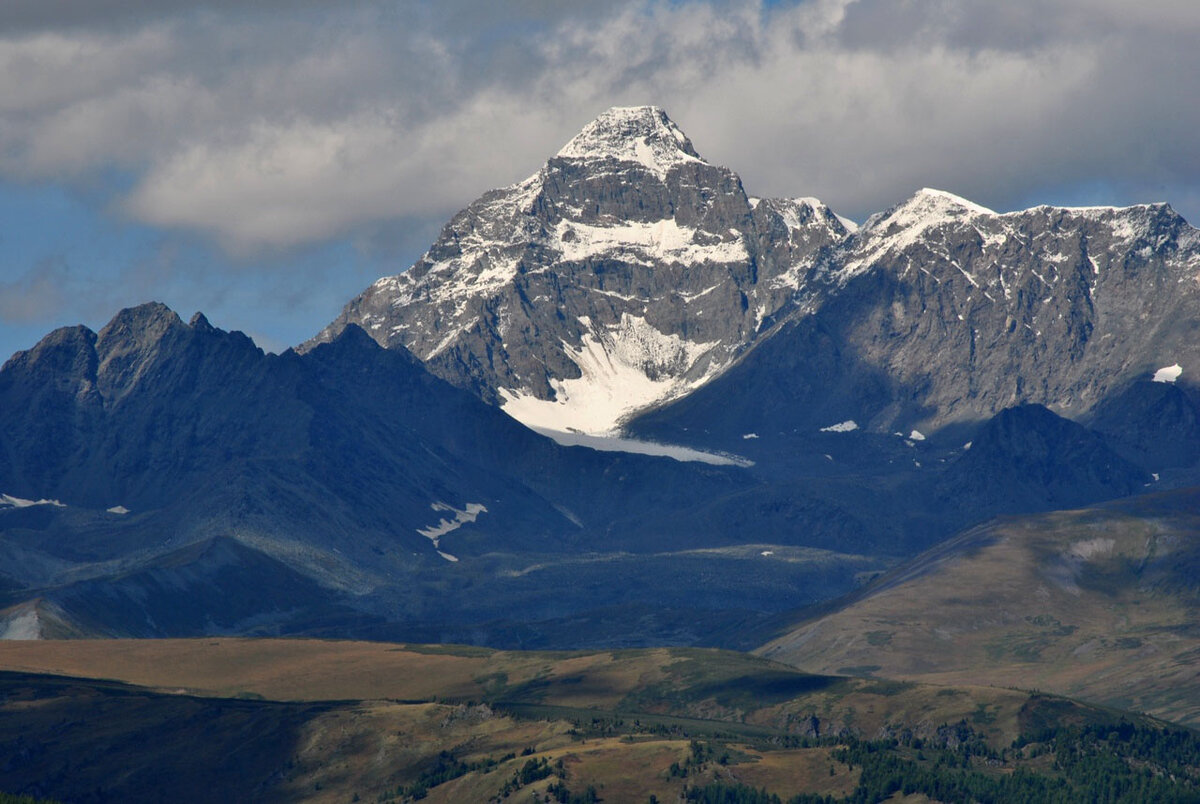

left=1068, top=537, right=1115, bottom=560
left=555, top=106, right=704, bottom=180
left=531, top=427, right=753, bottom=467
left=0, top=605, right=41, bottom=640
left=1153, top=364, right=1182, bottom=383
left=499, top=314, right=719, bottom=435
left=914, top=188, right=996, bottom=215
left=555, top=218, right=748, bottom=265
left=0, top=494, right=65, bottom=509
left=676, top=284, right=721, bottom=303
left=840, top=189, right=995, bottom=279
left=820, top=420, right=859, bottom=433
left=418, top=502, right=488, bottom=553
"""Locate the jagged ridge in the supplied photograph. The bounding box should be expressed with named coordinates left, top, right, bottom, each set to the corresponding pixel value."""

left=308, top=105, right=850, bottom=434
left=311, top=107, right=1199, bottom=443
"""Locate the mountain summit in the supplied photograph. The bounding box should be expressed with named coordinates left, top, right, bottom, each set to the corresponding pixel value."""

left=554, top=105, right=703, bottom=175
left=307, top=106, right=850, bottom=434
left=312, top=106, right=1199, bottom=446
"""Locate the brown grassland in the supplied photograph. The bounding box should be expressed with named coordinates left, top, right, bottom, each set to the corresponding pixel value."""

left=0, top=637, right=1130, bottom=802
left=759, top=492, right=1200, bottom=727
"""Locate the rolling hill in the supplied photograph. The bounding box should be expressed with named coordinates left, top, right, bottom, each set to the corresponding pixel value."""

left=2, top=638, right=1196, bottom=803
left=759, top=485, right=1200, bottom=727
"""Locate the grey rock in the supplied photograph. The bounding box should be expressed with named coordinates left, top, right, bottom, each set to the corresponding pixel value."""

left=826, top=191, right=1200, bottom=429
left=307, top=106, right=849, bottom=430
left=631, top=189, right=1200, bottom=444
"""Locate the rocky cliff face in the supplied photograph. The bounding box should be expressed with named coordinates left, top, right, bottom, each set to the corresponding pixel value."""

left=824, top=190, right=1200, bottom=427
left=631, top=188, right=1200, bottom=446
left=315, top=108, right=1199, bottom=445
left=309, top=106, right=849, bottom=433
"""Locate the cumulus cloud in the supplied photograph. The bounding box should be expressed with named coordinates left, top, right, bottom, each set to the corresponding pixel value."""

left=2, top=0, right=1199, bottom=255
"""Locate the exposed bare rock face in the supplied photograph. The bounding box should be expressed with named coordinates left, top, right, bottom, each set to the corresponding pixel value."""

left=314, top=108, right=1200, bottom=450
left=631, top=189, right=1200, bottom=447
left=308, top=106, right=850, bottom=434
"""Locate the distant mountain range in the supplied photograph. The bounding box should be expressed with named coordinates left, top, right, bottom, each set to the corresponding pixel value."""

left=0, top=302, right=892, bottom=642
left=313, top=106, right=1200, bottom=446
left=2, top=106, right=1198, bottom=649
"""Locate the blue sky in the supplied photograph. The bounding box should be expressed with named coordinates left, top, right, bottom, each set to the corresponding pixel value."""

left=0, top=181, right=433, bottom=355
left=2, top=0, right=1199, bottom=360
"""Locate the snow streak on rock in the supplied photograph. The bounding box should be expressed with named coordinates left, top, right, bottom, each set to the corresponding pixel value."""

left=418, top=502, right=487, bottom=562
left=1, top=493, right=65, bottom=509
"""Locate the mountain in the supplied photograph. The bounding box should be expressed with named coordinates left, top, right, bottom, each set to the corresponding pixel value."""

left=311, top=107, right=1200, bottom=456
left=312, top=105, right=1198, bottom=483
left=4, top=106, right=1198, bottom=648
left=8, top=305, right=1143, bottom=647
left=1, top=303, right=902, bottom=644
left=0, top=302, right=576, bottom=559
left=934, top=403, right=1149, bottom=517
left=308, top=106, right=851, bottom=434
left=0, top=303, right=601, bottom=636
left=757, top=485, right=1200, bottom=727
left=630, top=189, right=1200, bottom=454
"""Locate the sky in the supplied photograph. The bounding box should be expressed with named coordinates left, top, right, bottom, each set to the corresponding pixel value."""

left=2, top=0, right=1199, bottom=361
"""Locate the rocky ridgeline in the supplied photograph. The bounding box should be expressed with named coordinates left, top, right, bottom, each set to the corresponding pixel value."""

left=816, top=190, right=1200, bottom=429
left=314, top=107, right=1200, bottom=439
left=632, top=184, right=1200, bottom=446
left=308, top=106, right=850, bottom=433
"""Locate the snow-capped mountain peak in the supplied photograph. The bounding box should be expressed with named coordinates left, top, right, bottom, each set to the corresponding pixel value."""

left=862, top=187, right=995, bottom=234
left=308, top=107, right=848, bottom=435
left=555, top=105, right=704, bottom=177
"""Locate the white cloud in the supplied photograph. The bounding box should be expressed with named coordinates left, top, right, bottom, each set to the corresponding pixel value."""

left=1, top=0, right=1199, bottom=254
